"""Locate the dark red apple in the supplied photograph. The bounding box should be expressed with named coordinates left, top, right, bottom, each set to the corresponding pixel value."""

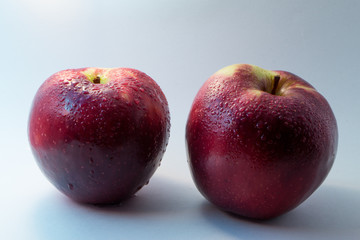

left=29, top=67, right=170, bottom=204
left=186, top=64, right=338, bottom=219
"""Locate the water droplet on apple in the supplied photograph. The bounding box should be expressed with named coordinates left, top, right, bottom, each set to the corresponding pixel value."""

left=256, top=121, right=264, bottom=129
left=246, top=112, right=254, bottom=117
left=260, top=134, right=266, bottom=141
left=71, top=82, right=79, bottom=87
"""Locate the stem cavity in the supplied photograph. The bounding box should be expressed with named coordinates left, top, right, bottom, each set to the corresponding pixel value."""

left=271, top=75, right=280, bottom=95
left=93, top=76, right=101, bottom=84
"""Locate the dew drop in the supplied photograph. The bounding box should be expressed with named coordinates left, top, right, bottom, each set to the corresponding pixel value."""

left=256, top=121, right=264, bottom=129
left=71, top=82, right=79, bottom=87
left=246, top=112, right=254, bottom=117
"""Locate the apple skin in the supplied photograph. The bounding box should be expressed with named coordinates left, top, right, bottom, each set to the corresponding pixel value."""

left=29, top=68, right=170, bottom=204
left=186, top=64, right=338, bottom=219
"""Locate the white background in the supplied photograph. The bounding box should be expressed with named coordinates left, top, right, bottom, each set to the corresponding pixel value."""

left=1, top=0, right=360, bottom=239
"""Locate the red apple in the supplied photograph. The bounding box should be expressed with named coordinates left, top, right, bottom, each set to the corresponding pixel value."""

left=186, top=64, right=338, bottom=219
left=29, top=67, right=170, bottom=204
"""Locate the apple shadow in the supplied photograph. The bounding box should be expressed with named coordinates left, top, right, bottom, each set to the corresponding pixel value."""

left=31, top=175, right=202, bottom=240
left=200, top=184, right=360, bottom=239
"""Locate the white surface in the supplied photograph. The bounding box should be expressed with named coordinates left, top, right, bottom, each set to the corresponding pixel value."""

left=1, top=0, right=360, bottom=239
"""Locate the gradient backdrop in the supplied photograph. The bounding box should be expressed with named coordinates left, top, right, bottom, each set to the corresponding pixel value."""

left=1, top=0, right=359, bottom=239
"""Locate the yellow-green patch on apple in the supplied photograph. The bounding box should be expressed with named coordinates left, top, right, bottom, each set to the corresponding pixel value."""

left=81, top=68, right=112, bottom=84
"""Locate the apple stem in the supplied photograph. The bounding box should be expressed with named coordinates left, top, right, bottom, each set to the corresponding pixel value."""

left=271, top=75, right=280, bottom=95
left=93, top=76, right=101, bottom=84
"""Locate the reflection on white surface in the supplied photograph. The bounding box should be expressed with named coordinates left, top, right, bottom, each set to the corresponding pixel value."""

left=31, top=176, right=205, bottom=240
left=28, top=177, right=360, bottom=240
left=202, top=185, right=360, bottom=239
